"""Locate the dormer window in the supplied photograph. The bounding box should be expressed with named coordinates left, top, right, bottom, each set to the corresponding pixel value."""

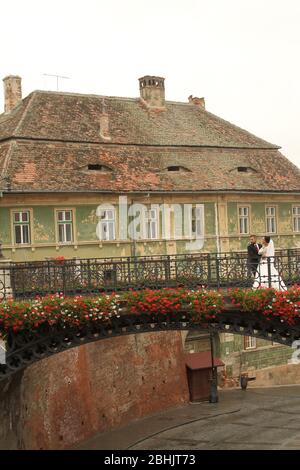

left=230, top=166, right=258, bottom=174
left=165, top=166, right=190, bottom=172
left=87, top=164, right=112, bottom=172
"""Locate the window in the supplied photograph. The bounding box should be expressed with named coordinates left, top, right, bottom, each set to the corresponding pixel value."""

left=87, top=164, right=112, bottom=172
left=165, top=166, right=190, bottom=172
left=293, top=206, right=300, bottom=232
left=143, top=208, right=158, bottom=239
left=266, top=206, right=276, bottom=234
left=13, top=211, right=31, bottom=244
left=191, top=206, right=204, bottom=238
left=57, top=210, right=73, bottom=243
left=238, top=207, right=249, bottom=234
left=98, top=208, right=115, bottom=241
left=244, top=336, right=256, bottom=350
left=230, top=166, right=257, bottom=174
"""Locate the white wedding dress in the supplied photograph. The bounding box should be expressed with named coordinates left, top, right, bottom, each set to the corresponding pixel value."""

left=253, top=240, right=287, bottom=291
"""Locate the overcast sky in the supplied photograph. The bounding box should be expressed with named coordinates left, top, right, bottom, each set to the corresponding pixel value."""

left=1, top=0, right=300, bottom=166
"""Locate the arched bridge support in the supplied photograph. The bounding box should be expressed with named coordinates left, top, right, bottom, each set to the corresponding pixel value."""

left=1, top=308, right=299, bottom=382
left=0, top=330, right=189, bottom=450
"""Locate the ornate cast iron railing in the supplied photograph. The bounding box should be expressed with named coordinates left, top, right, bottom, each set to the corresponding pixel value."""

left=0, top=303, right=299, bottom=381
left=0, top=249, right=299, bottom=300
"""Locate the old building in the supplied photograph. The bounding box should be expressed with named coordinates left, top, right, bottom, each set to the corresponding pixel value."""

left=1, top=73, right=300, bottom=385
left=1, top=75, right=300, bottom=261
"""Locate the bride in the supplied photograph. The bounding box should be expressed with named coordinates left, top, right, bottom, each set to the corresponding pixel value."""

left=253, top=236, right=286, bottom=291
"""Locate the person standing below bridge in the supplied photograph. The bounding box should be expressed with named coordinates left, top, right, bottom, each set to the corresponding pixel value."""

left=247, top=235, right=262, bottom=276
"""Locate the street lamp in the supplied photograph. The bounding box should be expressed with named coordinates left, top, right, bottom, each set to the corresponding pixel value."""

left=209, top=331, right=219, bottom=403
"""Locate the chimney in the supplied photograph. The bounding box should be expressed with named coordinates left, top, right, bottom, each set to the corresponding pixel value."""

left=3, top=75, right=22, bottom=113
left=188, top=95, right=205, bottom=109
left=139, top=75, right=165, bottom=108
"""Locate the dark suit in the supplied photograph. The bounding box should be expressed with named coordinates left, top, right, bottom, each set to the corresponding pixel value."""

left=247, top=243, right=262, bottom=275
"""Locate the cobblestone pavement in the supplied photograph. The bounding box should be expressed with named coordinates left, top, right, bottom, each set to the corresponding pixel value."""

left=75, top=386, right=300, bottom=450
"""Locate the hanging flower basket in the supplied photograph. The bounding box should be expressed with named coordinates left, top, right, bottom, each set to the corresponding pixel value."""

left=0, top=287, right=300, bottom=336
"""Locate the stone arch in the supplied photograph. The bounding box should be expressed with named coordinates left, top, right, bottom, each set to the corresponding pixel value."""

left=1, top=308, right=298, bottom=382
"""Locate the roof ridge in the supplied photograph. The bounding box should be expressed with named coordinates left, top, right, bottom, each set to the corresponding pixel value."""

left=0, top=141, right=13, bottom=179
left=0, top=93, right=34, bottom=138
left=13, top=92, right=37, bottom=136
left=31, top=90, right=204, bottom=106
left=31, top=90, right=140, bottom=102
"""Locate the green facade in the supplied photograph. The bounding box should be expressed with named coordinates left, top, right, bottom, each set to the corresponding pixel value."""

left=0, top=207, right=10, bottom=244
left=185, top=330, right=294, bottom=382
left=219, top=334, right=293, bottom=377
left=76, top=206, right=99, bottom=242
left=33, top=206, right=56, bottom=244
left=1, top=199, right=300, bottom=261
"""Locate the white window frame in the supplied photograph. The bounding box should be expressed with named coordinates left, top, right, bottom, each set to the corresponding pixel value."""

left=98, top=208, right=116, bottom=241
left=57, top=210, right=73, bottom=244
left=293, top=206, right=300, bottom=233
left=238, top=206, right=249, bottom=235
left=266, top=206, right=276, bottom=234
left=143, top=207, right=158, bottom=239
left=244, top=336, right=256, bottom=350
left=12, top=210, right=31, bottom=245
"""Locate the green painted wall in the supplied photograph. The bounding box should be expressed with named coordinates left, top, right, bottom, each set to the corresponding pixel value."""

left=33, top=207, right=55, bottom=244
left=204, top=203, right=215, bottom=235
left=0, top=208, right=11, bottom=244
left=135, top=241, right=166, bottom=257
left=251, top=202, right=265, bottom=234
left=219, top=333, right=293, bottom=375
left=76, top=206, right=98, bottom=242
left=278, top=203, right=293, bottom=233
left=176, top=238, right=217, bottom=254
left=240, top=345, right=292, bottom=370
left=2, top=200, right=300, bottom=261
left=227, top=201, right=295, bottom=238
left=227, top=203, right=237, bottom=235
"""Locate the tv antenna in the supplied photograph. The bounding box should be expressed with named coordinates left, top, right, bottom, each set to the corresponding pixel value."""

left=43, top=73, right=70, bottom=91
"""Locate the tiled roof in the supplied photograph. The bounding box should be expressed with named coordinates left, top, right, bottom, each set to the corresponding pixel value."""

left=0, top=91, right=279, bottom=148
left=1, top=140, right=300, bottom=192
left=0, top=89, right=299, bottom=193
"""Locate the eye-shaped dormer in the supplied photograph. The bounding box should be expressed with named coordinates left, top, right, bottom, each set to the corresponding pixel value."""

left=77, top=163, right=114, bottom=173
left=87, top=164, right=113, bottom=172
left=162, top=165, right=191, bottom=173
left=230, top=166, right=258, bottom=174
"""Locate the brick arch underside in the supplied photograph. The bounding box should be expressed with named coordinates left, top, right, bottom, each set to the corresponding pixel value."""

left=0, top=311, right=298, bottom=450
left=0, top=330, right=189, bottom=450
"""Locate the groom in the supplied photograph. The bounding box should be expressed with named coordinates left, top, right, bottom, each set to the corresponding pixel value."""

left=247, top=234, right=262, bottom=275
